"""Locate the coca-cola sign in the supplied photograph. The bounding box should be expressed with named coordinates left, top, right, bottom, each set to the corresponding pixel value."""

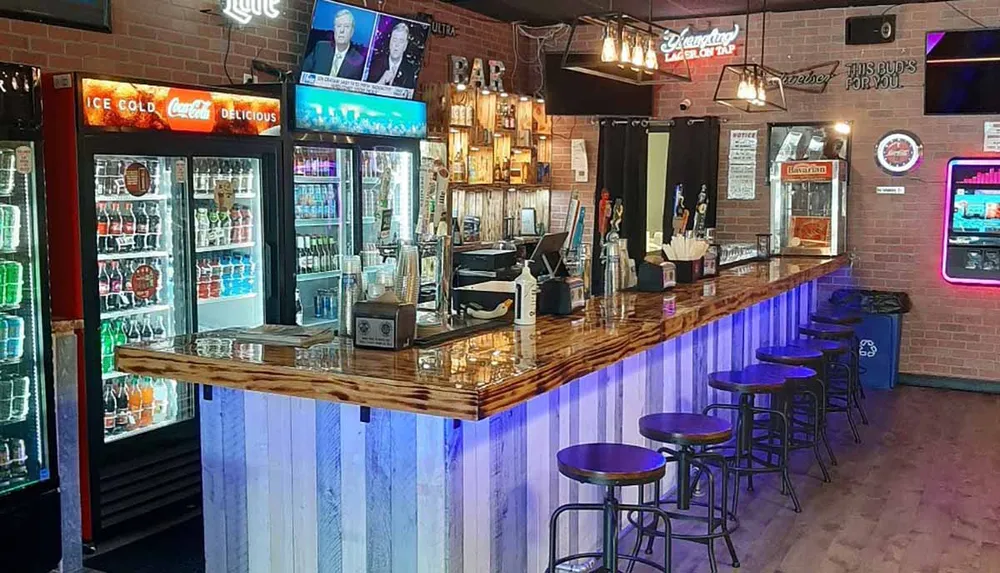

left=81, top=78, right=281, bottom=136
left=167, top=98, right=212, bottom=120
left=660, top=24, right=740, bottom=63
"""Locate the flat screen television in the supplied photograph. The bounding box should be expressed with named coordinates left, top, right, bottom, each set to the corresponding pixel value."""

left=925, top=29, right=1000, bottom=115
left=299, top=0, right=430, bottom=100
left=543, top=54, right=653, bottom=117
left=0, top=0, right=110, bottom=32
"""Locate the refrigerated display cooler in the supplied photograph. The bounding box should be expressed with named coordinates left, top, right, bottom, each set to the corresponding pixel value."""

left=42, top=74, right=282, bottom=543
left=0, top=63, right=59, bottom=573
left=282, top=83, right=425, bottom=330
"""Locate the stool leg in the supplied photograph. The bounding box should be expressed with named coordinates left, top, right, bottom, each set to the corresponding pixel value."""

left=719, top=455, right=741, bottom=568
left=851, top=346, right=870, bottom=426
left=800, top=386, right=831, bottom=483
left=704, top=466, right=719, bottom=573
left=741, top=394, right=755, bottom=493
left=815, top=362, right=840, bottom=465
left=548, top=503, right=574, bottom=573
left=777, top=409, right=802, bottom=513
left=603, top=486, right=619, bottom=573
left=644, top=480, right=661, bottom=556
left=626, top=486, right=645, bottom=573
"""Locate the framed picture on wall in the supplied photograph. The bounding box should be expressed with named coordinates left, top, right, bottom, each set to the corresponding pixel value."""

left=0, top=0, right=111, bottom=33
left=766, top=122, right=852, bottom=184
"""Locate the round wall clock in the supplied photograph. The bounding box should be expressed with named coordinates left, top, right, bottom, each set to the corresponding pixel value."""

left=875, top=130, right=922, bottom=175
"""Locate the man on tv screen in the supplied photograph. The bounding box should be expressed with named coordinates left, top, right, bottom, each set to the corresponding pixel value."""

left=302, top=8, right=366, bottom=80
left=366, top=22, right=418, bottom=89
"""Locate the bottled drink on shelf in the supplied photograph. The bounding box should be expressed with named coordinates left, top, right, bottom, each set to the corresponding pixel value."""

left=0, top=260, right=23, bottom=307
left=140, top=316, right=155, bottom=343
left=229, top=205, right=242, bottom=244
left=100, top=319, right=115, bottom=373
left=219, top=209, right=232, bottom=246
left=240, top=205, right=253, bottom=243
left=103, top=383, right=117, bottom=436
left=139, top=377, right=155, bottom=427
left=195, top=208, right=210, bottom=248
left=313, top=289, right=339, bottom=321
left=97, top=203, right=109, bottom=252
left=295, top=288, right=303, bottom=326
left=207, top=209, right=220, bottom=246
left=152, top=316, right=167, bottom=340
left=107, top=262, right=124, bottom=311
left=152, top=378, right=169, bottom=424
left=147, top=202, right=161, bottom=251
left=134, top=203, right=149, bottom=251
left=127, top=377, right=142, bottom=431
left=121, top=204, right=136, bottom=252
left=114, top=381, right=130, bottom=434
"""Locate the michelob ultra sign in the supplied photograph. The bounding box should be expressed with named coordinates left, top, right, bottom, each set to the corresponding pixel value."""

left=80, top=78, right=281, bottom=136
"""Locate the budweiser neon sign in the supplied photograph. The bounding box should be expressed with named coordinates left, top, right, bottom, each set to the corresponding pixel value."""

left=660, top=25, right=741, bottom=63
left=222, top=0, right=281, bottom=26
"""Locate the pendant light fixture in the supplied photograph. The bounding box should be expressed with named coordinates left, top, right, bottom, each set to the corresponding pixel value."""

left=560, top=0, right=692, bottom=85
left=713, top=0, right=786, bottom=112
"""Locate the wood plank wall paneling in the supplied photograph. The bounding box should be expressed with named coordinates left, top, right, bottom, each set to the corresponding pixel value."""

left=202, top=283, right=816, bottom=572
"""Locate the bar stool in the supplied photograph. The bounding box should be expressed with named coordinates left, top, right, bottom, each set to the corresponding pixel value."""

left=744, top=363, right=831, bottom=482
left=549, top=443, right=673, bottom=573
left=791, top=338, right=861, bottom=444
left=812, top=309, right=869, bottom=400
left=628, top=413, right=740, bottom=573
left=800, top=321, right=869, bottom=426
left=705, top=368, right=801, bottom=513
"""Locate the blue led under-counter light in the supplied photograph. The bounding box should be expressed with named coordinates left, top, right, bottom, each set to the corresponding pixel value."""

left=294, top=84, right=427, bottom=139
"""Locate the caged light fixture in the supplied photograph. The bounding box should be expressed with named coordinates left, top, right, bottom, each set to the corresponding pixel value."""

left=713, top=0, right=786, bottom=112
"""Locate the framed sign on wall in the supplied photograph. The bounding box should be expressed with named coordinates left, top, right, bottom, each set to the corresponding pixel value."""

left=0, top=0, right=111, bottom=32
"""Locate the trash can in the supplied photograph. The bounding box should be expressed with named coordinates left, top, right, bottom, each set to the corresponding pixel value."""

left=829, top=289, right=911, bottom=390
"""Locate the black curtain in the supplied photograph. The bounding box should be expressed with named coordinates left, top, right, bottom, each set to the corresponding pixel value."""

left=664, top=116, right=721, bottom=235
left=590, top=118, right=648, bottom=296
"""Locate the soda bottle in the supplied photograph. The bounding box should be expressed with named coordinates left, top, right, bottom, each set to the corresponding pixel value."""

left=127, top=378, right=142, bottom=430
left=219, top=209, right=232, bottom=246
left=134, top=203, right=148, bottom=252
left=139, top=377, right=155, bottom=427
left=97, top=203, right=109, bottom=253
left=121, top=260, right=134, bottom=309
left=152, top=316, right=167, bottom=341
left=196, top=259, right=209, bottom=300
left=229, top=205, right=242, bottom=245
left=243, top=159, right=255, bottom=194
left=113, top=318, right=127, bottom=349
left=108, top=203, right=122, bottom=253
left=126, top=318, right=142, bottom=345
left=167, top=380, right=178, bottom=421
left=100, top=320, right=114, bottom=373
left=147, top=204, right=161, bottom=250
left=219, top=255, right=232, bottom=298
left=207, top=210, right=220, bottom=246
left=98, top=262, right=110, bottom=313
left=107, top=262, right=123, bottom=311
left=295, top=288, right=303, bottom=326
left=121, top=204, right=135, bottom=252
left=140, top=316, right=154, bottom=343
left=103, top=383, right=117, bottom=436
left=209, top=256, right=221, bottom=299
left=152, top=378, right=169, bottom=424
left=241, top=206, right=253, bottom=243
left=115, top=381, right=130, bottom=434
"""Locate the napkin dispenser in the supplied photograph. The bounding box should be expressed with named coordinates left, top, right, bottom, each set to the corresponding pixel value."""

left=353, top=301, right=416, bottom=350
left=637, top=261, right=677, bottom=292
left=538, top=277, right=586, bottom=315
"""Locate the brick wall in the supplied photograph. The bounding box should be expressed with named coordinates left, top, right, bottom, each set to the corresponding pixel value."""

left=653, top=0, right=1000, bottom=381
left=0, top=0, right=523, bottom=90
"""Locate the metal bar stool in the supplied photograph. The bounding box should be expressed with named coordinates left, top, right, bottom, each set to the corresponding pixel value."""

left=812, top=310, right=869, bottom=405
left=549, top=443, right=673, bottom=573
left=800, top=321, right=869, bottom=426
left=744, top=363, right=830, bottom=482
left=627, top=413, right=740, bottom=573
left=791, top=337, right=861, bottom=444
left=705, top=368, right=801, bottom=513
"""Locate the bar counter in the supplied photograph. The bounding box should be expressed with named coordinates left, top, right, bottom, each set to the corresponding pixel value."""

left=116, top=255, right=846, bottom=573
left=117, top=256, right=846, bottom=421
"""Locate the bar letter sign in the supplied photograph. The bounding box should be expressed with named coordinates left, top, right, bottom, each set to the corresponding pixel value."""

left=727, top=129, right=758, bottom=200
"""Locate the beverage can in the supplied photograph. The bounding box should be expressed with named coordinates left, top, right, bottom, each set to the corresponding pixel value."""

left=3, top=262, right=21, bottom=307
left=0, top=317, right=9, bottom=362
left=11, top=376, right=28, bottom=420
left=0, top=206, right=10, bottom=251
left=6, top=316, right=23, bottom=360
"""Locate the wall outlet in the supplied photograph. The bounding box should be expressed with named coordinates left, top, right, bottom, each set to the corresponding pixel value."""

left=242, top=73, right=258, bottom=84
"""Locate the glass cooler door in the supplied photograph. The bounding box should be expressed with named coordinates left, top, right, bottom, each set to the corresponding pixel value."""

left=191, top=156, right=265, bottom=332
left=94, top=154, right=195, bottom=443
left=0, top=142, right=51, bottom=495
left=293, top=146, right=354, bottom=328
left=361, top=148, right=413, bottom=248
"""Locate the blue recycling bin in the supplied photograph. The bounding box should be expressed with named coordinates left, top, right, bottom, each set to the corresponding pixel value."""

left=830, top=289, right=910, bottom=391
left=855, top=314, right=903, bottom=390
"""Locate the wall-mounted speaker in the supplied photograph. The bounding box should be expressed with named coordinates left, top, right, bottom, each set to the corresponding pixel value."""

left=845, top=15, right=896, bottom=45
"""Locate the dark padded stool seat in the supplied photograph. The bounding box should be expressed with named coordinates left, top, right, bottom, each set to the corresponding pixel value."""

left=792, top=338, right=850, bottom=356
left=639, top=413, right=733, bottom=446
left=756, top=345, right=823, bottom=366
left=743, top=363, right=817, bottom=382
left=709, top=369, right=786, bottom=394
left=799, top=322, right=854, bottom=339
left=557, top=443, right=666, bottom=486
left=812, top=310, right=862, bottom=325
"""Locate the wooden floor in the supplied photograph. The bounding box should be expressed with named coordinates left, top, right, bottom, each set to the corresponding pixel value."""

left=629, top=385, right=1000, bottom=573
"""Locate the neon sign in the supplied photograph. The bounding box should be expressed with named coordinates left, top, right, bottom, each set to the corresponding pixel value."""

left=222, top=0, right=281, bottom=26
left=660, top=25, right=740, bottom=63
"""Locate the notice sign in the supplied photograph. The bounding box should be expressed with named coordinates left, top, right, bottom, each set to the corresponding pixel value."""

left=14, top=146, right=32, bottom=175
left=571, top=139, right=588, bottom=183
left=81, top=78, right=281, bottom=136
left=727, top=129, right=758, bottom=200
left=984, top=122, right=1000, bottom=152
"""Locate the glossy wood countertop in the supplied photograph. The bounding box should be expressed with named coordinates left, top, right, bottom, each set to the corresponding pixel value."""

left=116, top=256, right=847, bottom=420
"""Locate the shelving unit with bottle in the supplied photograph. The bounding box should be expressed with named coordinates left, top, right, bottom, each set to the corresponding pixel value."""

left=294, top=146, right=353, bottom=328
left=93, top=154, right=195, bottom=444
left=192, top=157, right=264, bottom=332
